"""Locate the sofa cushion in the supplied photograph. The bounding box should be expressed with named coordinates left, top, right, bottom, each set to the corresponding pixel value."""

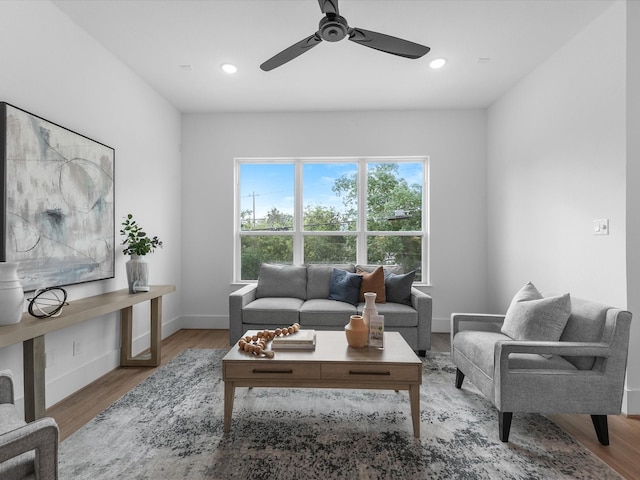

left=256, top=264, right=307, bottom=300
left=328, top=268, right=362, bottom=306
left=306, top=264, right=355, bottom=300
left=560, top=297, right=609, bottom=370
left=385, top=270, right=415, bottom=306
left=356, top=266, right=386, bottom=303
left=299, top=299, right=357, bottom=326
left=361, top=301, right=418, bottom=327
left=243, top=297, right=303, bottom=325
left=356, top=264, right=404, bottom=275
left=501, top=282, right=571, bottom=345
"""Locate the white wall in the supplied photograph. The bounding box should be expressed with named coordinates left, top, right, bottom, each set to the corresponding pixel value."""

left=625, top=0, right=640, bottom=414
left=0, top=0, right=183, bottom=413
left=487, top=1, right=636, bottom=411
left=181, top=110, right=487, bottom=334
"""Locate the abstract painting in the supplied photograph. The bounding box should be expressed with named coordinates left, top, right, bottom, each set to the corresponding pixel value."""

left=0, top=102, right=114, bottom=291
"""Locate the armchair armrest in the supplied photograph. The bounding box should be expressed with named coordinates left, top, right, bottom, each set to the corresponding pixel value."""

left=451, top=313, right=505, bottom=337
left=229, top=284, right=258, bottom=345
left=0, top=417, right=59, bottom=480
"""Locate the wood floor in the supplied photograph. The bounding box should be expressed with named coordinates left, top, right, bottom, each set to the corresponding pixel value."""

left=47, top=330, right=640, bottom=479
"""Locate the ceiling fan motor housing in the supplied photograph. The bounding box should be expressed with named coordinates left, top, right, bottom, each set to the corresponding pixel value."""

left=319, top=15, right=349, bottom=42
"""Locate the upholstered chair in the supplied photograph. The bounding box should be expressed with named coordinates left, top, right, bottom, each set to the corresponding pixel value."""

left=0, top=370, right=59, bottom=479
left=451, top=283, right=632, bottom=445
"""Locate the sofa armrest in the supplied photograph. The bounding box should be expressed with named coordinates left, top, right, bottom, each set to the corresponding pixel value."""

left=229, top=284, right=258, bottom=345
left=411, top=287, right=432, bottom=351
left=0, top=417, right=59, bottom=480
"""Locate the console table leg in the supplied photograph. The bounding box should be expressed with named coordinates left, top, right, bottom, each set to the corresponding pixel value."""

left=23, top=335, right=46, bottom=422
left=120, top=299, right=162, bottom=367
left=409, top=384, right=420, bottom=438
left=120, top=306, right=134, bottom=365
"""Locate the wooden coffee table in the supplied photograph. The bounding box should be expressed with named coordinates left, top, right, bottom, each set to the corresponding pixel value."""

left=222, top=330, right=422, bottom=437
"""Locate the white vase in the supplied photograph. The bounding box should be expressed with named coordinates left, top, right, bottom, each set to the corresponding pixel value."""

left=126, top=255, right=149, bottom=293
left=0, top=262, right=25, bottom=325
left=362, top=291, right=378, bottom=329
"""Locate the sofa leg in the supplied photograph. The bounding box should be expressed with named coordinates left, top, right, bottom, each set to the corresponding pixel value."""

left=499, top=412, right=512, bottom=442
left=417, top=350, right=426, bottom=357
left=591, top=415, right=610, bottom=446
left=455, top=368, right=465, bottom=389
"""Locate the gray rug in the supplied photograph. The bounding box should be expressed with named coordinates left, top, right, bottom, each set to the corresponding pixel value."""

left=59, top=349, right=623, bottom=479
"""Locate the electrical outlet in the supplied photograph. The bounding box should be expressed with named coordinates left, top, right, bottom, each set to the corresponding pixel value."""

left=45, top=350, right=55, bottom=367
left=594, top=219, right=609, bottom=236
left=73, top=341, right=82, bottom=357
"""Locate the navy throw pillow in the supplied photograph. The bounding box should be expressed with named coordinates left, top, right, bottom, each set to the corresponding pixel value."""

left=328, top=268, right=362, bottom=306
left=385, top=270, right=416, bottom=306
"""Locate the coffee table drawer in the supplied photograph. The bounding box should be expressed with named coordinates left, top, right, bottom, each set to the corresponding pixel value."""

left=225, top=362, right=321, bottom=379
left=321, top=363, right=420, bottom=382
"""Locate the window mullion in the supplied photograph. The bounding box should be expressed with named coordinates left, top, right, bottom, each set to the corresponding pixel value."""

left=357, top=159, right=367, bottom=265
left=293, top=160, right=304, bottom=264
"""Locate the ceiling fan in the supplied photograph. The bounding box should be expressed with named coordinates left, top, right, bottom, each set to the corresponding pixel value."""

left=260, top=0, right=431, bottom=71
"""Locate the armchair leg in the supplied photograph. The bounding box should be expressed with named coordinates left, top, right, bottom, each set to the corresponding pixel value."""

left=499, top=412, right=513, bottom=442
left=591, top=415, right=610, bottom=446
left=455, top=368, right=465, bottom=389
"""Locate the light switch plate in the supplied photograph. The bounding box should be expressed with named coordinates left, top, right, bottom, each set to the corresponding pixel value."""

left=594, top=219, right=609, bottom=235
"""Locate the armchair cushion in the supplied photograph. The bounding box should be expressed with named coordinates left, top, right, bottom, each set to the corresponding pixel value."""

left=501, top=282, right=571, bottom=347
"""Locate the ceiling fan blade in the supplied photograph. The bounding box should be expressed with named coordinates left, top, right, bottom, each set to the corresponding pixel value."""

left=348, top=28, right=430, bottom=59
left=260, top=33, right=323, bottom=71
left=318, top=0, right=339, bottom=15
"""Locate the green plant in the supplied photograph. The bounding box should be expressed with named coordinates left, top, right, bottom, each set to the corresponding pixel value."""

left=120, top=214, right=163, bottom=256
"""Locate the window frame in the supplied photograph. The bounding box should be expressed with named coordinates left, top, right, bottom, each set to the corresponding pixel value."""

left=234, top=156, right=430, bottom=284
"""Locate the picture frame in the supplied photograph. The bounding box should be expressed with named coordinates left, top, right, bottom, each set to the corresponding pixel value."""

left=0, top=102, right=115, bottom=291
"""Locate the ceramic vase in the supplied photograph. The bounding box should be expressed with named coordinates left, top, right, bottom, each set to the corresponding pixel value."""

left=0, top=262, right=24, bottom=325
left=362, top=292, right=378, bottom=328
left=126, top=255, right=149, bottom=293
left=345, top=314, right=368, bottom=348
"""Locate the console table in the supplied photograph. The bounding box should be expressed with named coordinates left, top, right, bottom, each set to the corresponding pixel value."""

left=0, top=284, right=176, bottom=421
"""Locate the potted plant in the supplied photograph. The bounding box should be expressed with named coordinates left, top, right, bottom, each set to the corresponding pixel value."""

left=120, top=214, right=163, bottom=293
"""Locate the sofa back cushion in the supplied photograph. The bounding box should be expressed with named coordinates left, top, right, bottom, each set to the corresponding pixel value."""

left=560, top=297, right=608, bottom=370
left=306, top=264, right=355, bottom=299
left=256, top=264, right=307, bottom=300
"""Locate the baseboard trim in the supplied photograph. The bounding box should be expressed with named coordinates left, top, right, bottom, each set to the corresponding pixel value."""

left=431, top=317, right=450, bottom=333
left=181, top=315, right=228, bottom=329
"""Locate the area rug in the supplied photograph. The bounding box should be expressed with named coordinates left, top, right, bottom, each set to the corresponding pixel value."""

left=58, top=349, right=623, bottom=480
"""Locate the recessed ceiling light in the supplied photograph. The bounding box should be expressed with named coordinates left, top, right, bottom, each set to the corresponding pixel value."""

left=429, top=58, right=447, bottom=69
left=221, top=63, right=237, bottom=74
left=179, top=65, right=193, bottom=71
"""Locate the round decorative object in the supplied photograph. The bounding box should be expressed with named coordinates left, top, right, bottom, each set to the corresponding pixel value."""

left=0, top=262, right=25, bottom=325
left=362, top=291, right=378, bottom=329
left=345, top=314, right=368, bottom=348
left=126, top=254, right=149, bottom=293
left=27, top=287, right=69, bottom=319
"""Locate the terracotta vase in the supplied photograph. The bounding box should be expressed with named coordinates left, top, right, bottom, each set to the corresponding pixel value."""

left=345, top=314, right=368, bottom=348
left=0, top=262, right=24, bottom=325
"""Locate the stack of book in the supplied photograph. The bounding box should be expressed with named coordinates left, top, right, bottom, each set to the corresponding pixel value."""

left=271, top=329, right=316, bottom=350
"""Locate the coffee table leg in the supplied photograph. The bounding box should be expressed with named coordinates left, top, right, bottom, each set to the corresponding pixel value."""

left=224, top=381, right=235, bottom=433
left=409, top=384, right=420, bottom=438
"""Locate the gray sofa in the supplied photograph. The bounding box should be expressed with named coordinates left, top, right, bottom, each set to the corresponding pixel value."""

left=229, top=263, right=432, bottom=354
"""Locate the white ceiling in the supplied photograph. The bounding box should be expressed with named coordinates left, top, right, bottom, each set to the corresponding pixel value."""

left=52, top=0, right=614, bottom=113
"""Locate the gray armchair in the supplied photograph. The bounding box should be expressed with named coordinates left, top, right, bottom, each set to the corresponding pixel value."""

left=451, top=296, right=632, bottom=445
left=0, top=370, right=59, bottom=480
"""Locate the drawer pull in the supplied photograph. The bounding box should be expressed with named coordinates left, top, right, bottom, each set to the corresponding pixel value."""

left=349, top=370, right=391, bottom=376
left=252, top=369, right=294, bottom=374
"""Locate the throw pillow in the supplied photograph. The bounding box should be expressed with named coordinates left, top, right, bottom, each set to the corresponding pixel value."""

left=256, top=263, right=307, bottom=300
left=356, top=266, right=386, bottom=303
left=328, top=268, right=362, bottom=306
left=501, top=282, right=571, bottom=344
left=385, top=270, right=416, bottom=306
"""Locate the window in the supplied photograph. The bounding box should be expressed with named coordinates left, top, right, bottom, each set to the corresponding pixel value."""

left=235, top=157, right=428, bottom=282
